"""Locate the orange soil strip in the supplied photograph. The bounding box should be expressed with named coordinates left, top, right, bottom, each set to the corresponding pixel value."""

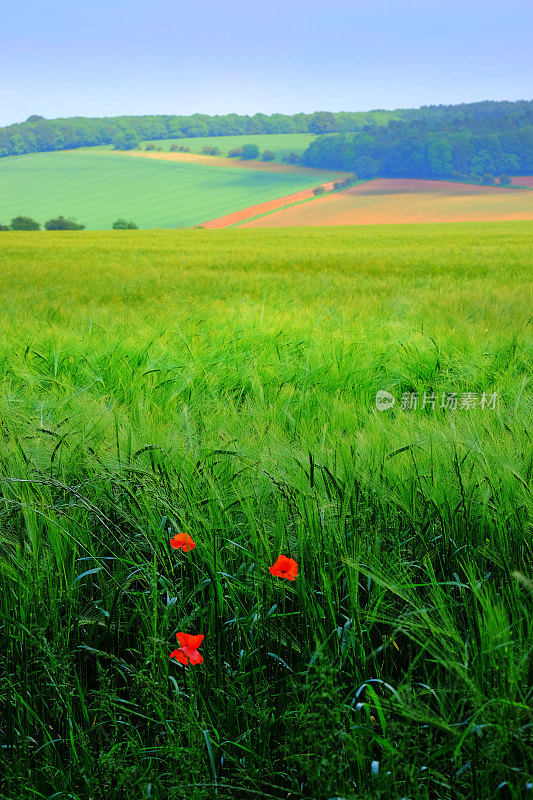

left=239, top=179, right=533, bottom=227
left=200, top=180, right=344, bottom=228
left=511, top=176, right=533, bottom=187
left=113, top=148, right=349, bottom=178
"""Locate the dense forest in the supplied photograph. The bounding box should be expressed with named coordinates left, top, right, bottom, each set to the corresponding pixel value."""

left=0, top=109, right=405, bottom=158
left=301, top=101, right=533, bottom=180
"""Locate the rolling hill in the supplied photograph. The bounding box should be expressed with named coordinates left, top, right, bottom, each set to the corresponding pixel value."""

left=237, top=178, right=533, bottom=227
left=0, top=148, right=342, bottom=230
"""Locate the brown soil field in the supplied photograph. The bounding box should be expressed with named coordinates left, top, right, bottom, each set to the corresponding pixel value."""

left=239, top=178, right=533, bottom=227
left=113, top=148, right=349, bottom=179
left=511, top=176, right=533, bottom=187
left=201, top=180, right=342, bottom=229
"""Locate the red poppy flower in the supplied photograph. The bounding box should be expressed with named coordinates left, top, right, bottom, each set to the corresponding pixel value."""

left=170, top=532, right=195, bottom=552
left=170, top=632, right=204, bottom=665
left=269, top=555, right=298, bottom=581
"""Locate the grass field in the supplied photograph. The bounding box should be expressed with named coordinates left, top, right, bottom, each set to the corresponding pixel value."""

left=0, top=223, right=531, bottom=799
left=0, top=149, right=339, bottom=230
left=240, top=178, right=533, bottom=226
left=135, top=133, right=318, bottom=160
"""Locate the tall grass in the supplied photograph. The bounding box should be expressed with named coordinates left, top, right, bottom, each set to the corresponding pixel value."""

left=0, top=224, right=531, bottom=799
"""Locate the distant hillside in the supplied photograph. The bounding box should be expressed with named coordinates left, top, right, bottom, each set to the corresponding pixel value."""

left=0, top=109, right=405, bottom=159
left=1, top=101, right=529, bottom=161
left=301, top=100, right=533, bottom=181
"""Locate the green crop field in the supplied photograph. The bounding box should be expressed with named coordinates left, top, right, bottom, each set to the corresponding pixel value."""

left=135, top=132, right=319, bottom=159
left=0, top=223, right=531, bottom=800
left=0, top=149, right=337, bottom=230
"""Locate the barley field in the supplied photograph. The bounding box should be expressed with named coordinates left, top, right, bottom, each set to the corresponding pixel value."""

left=0, top=224, right=531, bottom=800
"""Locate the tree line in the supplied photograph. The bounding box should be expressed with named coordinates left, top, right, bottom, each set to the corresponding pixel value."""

left=0, top=216, right=138, bottom=230
left=1, top=102, right=522, bottom=159
left=301, top=101, right=533, bottom=181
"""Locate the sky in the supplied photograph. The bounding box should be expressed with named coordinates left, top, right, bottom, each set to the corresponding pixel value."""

left=1, top=0, right=531, bottom=126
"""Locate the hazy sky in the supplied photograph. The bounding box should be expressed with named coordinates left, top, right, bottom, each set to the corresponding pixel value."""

left=1, top=0, right=531, bottom=125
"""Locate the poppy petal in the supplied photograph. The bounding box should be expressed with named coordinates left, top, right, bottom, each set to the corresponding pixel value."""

left=186, top=634, right=204, bottom=649
left=187, top=649, right=204, bottom=665
left=170, top=648, right=188, bottom=664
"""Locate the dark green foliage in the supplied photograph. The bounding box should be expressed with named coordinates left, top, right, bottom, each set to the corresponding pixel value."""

left=111, top=219, right=138, bottom=229
left=201, top=145, right=221, bottom=156
left=0, top=224, right=9, bottom=231
left=112, top=128, right=141, bottom=150
left=44, top=215, right=85, bottom=230
left=499, top=174, right=512, bottom=185
left=302, top=101, right=533, bottom=179
left=309, top=110, right=337, bottom=134
left=9, top=215, right=40, bottom=230
left=283, top=152, right=301, bottom=164
left=261, top=149, right=275, bottom=161
left=312, top=185, right=326, bottom=195
left=228, top=147, right=244, bottom=158
left=482, top=173, right=496, bottom=185
left=241, top=144, right=260, bottom=160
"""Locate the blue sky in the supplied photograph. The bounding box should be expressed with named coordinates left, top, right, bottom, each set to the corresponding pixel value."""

left=1, top=0, right=531, bottom=125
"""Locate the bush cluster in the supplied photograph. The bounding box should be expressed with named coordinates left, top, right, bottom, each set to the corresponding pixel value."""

left=0, top=216, right=140, bottom=230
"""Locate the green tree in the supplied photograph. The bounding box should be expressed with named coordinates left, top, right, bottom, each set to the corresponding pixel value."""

left=44, top=216, right=85, bottom=230
left=309, top=112, right=336, bottom=135
left=112, top=219, right=138, bottom=230
left=261, top=150, right=275, bottom=161
left=112, top=129, right=140, bottom=150
left=241, top=144, right=260, bottom=160
left=499, top=174, right=512, bottom=185
left=283, top=152, right=300, bottom=164
left=0, top=224, right=9, bottom=231
left=427, top=137, right=453, bottom=177
left=10, top=216, right=40, bottom=230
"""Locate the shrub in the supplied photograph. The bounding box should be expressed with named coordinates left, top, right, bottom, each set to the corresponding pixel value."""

left=169, top=144, right=179, bottom=152
left=145, top=144, right=156, bottom=151
left=178, top=145, right=190, bottom=152
left=228, top=148, right=244, bottom=158
left=482, top=173, right=496, bottom=185
left=112, top=129, right=141, bottom=150
left=10, top=216, right=40, bottom=230
left=499, top=174, right=512, bottom=185
left=0, top=224, right=9, bottom=231
left=283, top=152, right=300, bottom=164
left=335, top=176, right=358, bottom=190
left=261, top=150, right=275, bottom=161
left=112, top=219, right=138, bottom=230
left=241, top=144, right=260, bottom=160
left=201, top=146, right=222, bottom=156
left=312, top=186, right=326, bottom=195
left=44, top=216, right=85, bottom=230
